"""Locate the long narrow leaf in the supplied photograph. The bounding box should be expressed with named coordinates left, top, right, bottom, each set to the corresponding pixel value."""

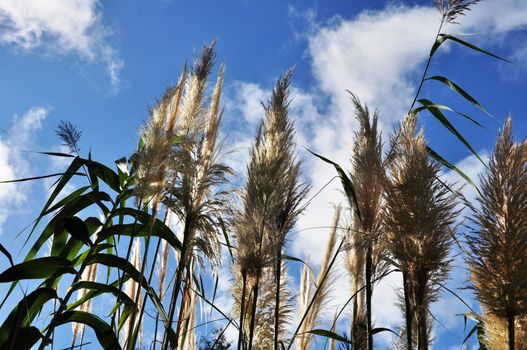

left=415, top=100, right=483, bottom=164
left=430, top=34, right=511, bottom=63
left=307, top=149, right=362, bottom=220
left=0, top=257, right=75, bottom=282
left=52, top=311, right=121, bottom=350
left=415, top=99, right=484, bottom=128
left=426, top=146, right=480, bottom=194
left=425, top=76, right=491, bottom=117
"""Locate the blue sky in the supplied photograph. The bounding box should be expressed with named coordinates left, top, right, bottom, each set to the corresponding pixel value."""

left=0, top=0, right=526, bottom=349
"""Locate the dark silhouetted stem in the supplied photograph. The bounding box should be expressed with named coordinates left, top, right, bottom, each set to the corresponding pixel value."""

left=273, top=251, right=282, bottom=350
left=238, top=273, right=247, bottom=350
left=403, top=274, right=412, bottom=350
left=248, top=275, right=260, bottom=350
left=508, top=314, right=515, bottom=350
left=365, top=248, right=373, bottom=350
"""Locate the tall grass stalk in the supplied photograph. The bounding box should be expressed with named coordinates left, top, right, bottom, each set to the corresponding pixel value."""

left=467, top=117, right=527, bottom=350
left=348, top=95, right=386, bottom=350
left=384, top=113, right=457, bottom=350
left=233, top=70, right=306, bottom=350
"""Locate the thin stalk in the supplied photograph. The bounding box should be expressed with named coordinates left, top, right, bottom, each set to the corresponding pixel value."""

left=114, top=199, right=145, bottom=328
left=324, top=269, right=399, bottom=350
left=273, top=250, right=282, bottom=350
left=175, top=266, right=193, bottom=347
left=508, top=314, right=515, bottom=350
left=365, top=247, right=373, bottom=350
left=408, top=17, right=445, bottom=113
left=127, top=202, right=160, bottom=349
left=247, top=274, right=261, bottom=350
left=403, top=274, right=412, bottom=350
left=150, top=238, right=166, bottom=350
left=163, top=217, right=192, bottom=350
left=211, top=320, right=233, bottom=350
left=287, top=237, right=345, bottom=350
left=238, top=272, right=247, bottom=350
left=417, top=309, right=428, bottom=350
left=149, top=202, right=172, bottom=350
left=136, top=216, right=170, bottom=350
left=352, top=296, right=358, bottom=348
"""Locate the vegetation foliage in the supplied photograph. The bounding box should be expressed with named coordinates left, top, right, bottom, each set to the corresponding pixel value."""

left=0, top=1, right=525, bottom=350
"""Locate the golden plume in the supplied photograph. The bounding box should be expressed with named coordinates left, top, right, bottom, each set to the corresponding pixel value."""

left=468, top=117, right=527, bottom=349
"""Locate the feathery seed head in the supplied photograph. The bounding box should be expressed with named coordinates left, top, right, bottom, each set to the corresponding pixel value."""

left=468, top=116, right=527, bottom=319
left=384, top=112, right=458, bottom=345
left=434, top=0, right=481, bottom=24
left=56, top=120, right=82, bottom=154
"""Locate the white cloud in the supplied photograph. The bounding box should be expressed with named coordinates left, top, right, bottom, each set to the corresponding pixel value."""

left=461, top=0, right=527, bottom=34
left=308, top=5, right=439, bottom=129
left=0, top=107, right=49, bottom=234
left=0, top=0, right=123, bottom=89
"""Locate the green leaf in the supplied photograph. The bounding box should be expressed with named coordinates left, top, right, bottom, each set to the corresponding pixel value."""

left=0, top=172, right=83, bottom=184
left=307, top=329, right=351, bottom=344
left=426, top=146, right=480, bottom=195
left=425, top=76, right=491, bottom=117
left=0, top=288, right=56, bottom=347
left=115, top=157, right=129, bottom=175
left=307, top=149, right=361, bottom=221
left=283, top=255, right=316, bottom=284
left=25, top=191, right=111, bottom=261
left=0, top=243, right=13, bottom=267
left=86, top=151, right=100, bottom=191
left=415, top=99, right=483, bottom=164
left=0, top=326, right=42, bottom=350
left=372, top=327, right=400, bottom=337
left=431, top=34, right=511, bottom=63
left=37, top=151, right=75, bottom=158
left=95, top=223, right=182, bottom=252
left=52, top=311, right=121, bottom=350
left=0, top=257, right=75, bottom=282
left=79, top=157, right=121, bottom=193
left=42, top=186, right=91, bottom=216
left=29, top=157, right=84, bottom=237
left=67, top=281, right=134, bottom=312
left=218, top=215, right=234, bottom=263
left=60, top=217, right=92, bottom=247
left=415, top=99, right=484, bottom=128
left=462, top=323, right=479, bottom=346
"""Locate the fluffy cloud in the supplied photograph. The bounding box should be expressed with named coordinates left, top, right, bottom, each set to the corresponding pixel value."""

left=0, top=107, right=48, bottom=234
left=0, top=0, right=123, bottom=89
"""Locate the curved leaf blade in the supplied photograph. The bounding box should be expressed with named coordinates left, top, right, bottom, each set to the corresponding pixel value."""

left=53, top=311, right=121, bottom=350
left=0, top=257, right=75, bottom=283
left=425, top=75, right=491, bottom=117
left=431, top=34, right=511, bottom=63
left=60, top=217, right=92, bottom=247
left=0, top=288, right=56, bottom=347
left=415, top=100, right=483, bottom=164
left=415, top=100, right=484, bottom=128
left=307, top=149, right=362, bottom=221
left=307, top=329, right=351, bottom=344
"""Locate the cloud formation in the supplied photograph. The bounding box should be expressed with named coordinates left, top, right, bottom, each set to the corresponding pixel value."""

left=0, top=0, right=123, bottom=89
left=0, top=107, right=48, bottom=234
